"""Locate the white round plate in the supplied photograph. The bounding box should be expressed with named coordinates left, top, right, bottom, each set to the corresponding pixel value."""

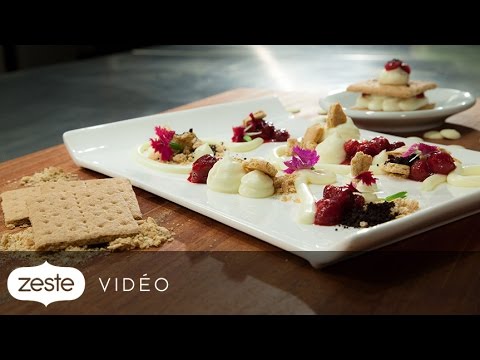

left=319, top=88, right=476, bottom=133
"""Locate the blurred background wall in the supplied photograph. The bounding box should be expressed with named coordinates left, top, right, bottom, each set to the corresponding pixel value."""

left=0, top=45, right=152, bottom=73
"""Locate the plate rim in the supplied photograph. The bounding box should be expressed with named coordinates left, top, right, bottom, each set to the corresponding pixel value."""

left=320, top=87, right=476, bottom=121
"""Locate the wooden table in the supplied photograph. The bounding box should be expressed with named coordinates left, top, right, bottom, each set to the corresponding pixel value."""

left=1, top=89, right=480, bottom=314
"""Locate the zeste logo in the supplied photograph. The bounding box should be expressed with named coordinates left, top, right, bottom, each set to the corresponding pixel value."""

left=7, top=261, right=85, bottom=306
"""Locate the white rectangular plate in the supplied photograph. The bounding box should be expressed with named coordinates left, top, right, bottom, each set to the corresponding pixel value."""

left=63, top=96, right=480, bottom=267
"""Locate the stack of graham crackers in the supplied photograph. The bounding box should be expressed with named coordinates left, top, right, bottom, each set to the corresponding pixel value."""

left=0, top=178, right=142, bottom=250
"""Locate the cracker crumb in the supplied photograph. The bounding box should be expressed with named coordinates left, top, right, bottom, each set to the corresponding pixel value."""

left=1, top=217, right=173, bottom=252
left=392, top=198, right=419, bottom=218
left=351, top=151, right=373, bottom=176
left=20, top=167, right=78, bottom=187
left=0, top=228, right=35, bottom=251
left=243, top=110, right=267, bottom=126
left=301, top=124, right=324, bottom=150
left=293, top=197, right=301, bottom=203
left=280, top=195, right=291, bottom=202
left=326, top=103, right=347, bottom=128
left=274, top=174, right=297, bottom=195
left=106, top=217, right=172, bottom=251
left=242, top=158, right=277, bottom=178
left=286, top=138, right=299, bottom=156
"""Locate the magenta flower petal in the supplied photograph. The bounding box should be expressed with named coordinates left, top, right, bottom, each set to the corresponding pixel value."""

left=283, top=146, right=320, bottom=173
left=401, top=143, right=419, bottom=157
left=150, top=126, right=176, bottom=161
left=402, top=143, right=439, bottom=158
left=417, top=143, right=439, bottom=155
left=354, top=171, right=377, bottom=185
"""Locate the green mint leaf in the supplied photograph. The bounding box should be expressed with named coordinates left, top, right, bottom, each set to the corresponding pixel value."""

left=169, top=142, right=183, bottom=151
left=384, top=191, right=407, bottom=202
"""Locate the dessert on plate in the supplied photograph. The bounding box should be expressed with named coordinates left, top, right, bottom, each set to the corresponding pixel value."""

left=347, top=59, right=437, bottom=111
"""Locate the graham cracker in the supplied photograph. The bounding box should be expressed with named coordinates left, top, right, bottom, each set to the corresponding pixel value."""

left=0, top=187, right=40, bottom=226
left=242, top=159, right=278, bottom=178
left=86, top=178, right=142, bottom=219
left=28, top=188, right=139, bottom=250
left=351, top=152, right=373, bottom=177
left=0, top=178, right=142, bottom=226
left=347, top=80, right=437, bottom=98
left=380, top=163, right=410, bottom=178
left=326, top=103, right=347, bottom=128
left=301, top=124, right=324, bottom=149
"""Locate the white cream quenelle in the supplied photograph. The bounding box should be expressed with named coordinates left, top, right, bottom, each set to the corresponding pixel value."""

left=238, top=170, right=274, bottom=198
left=325, top=116, right=360, bottom=142
left=207, top=156, right=247, bottom=193
left=378, top=68, right=409, bottom=85
left=315, top=132, right=346, bottom=165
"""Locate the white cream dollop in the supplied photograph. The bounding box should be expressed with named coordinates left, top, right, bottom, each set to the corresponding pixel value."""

left=355, top=94, right=428, bottom=112
left=378, top=68, right=409, bottom=85
left=207, top=156, right=247, bottom=193
left=398, top=96, right=428, bottom=111
left=193, top=143, right=214, bottom=161
left=325, top=116, right=360, bottom=142
left=316, top=132, right=346, bottom=165
left=354, top=181, right=378, bottom=193
left=370, top=150, right=388, bottom=175
left=238, top=170, right=274, bottom=198
left=353, top=179, right=379, bottom=203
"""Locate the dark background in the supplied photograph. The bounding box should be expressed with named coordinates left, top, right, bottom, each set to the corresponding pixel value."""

left=0, top=45, right=152, bottom=73
left=1, top=45, right=479, bottom=162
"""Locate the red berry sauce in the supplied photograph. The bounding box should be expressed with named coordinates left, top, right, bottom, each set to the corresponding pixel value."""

left=344, top=136, right=405, bottom=164
left=187, top=154, right=218, bottom=184
left=314, top=183, right=395, bottom=228
left=232, top=113, right=290, bottom=143
left=388, top=148, right=456, bottom=182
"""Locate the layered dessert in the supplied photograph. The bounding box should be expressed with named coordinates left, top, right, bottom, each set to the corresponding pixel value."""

left=347, top=59, right=437, bottom=111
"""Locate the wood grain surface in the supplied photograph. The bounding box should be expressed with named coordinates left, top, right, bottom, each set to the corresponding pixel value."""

left=1, top=89, right=480, bottom=314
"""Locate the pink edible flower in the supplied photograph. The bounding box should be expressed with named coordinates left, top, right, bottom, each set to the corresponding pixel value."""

left=150, top=126, right=176, bottom=161
left=354, top=171, right=377, bottom=186
left=283, top=146, right=320, bottom=174
left=402, top=143, right=439, bottom=158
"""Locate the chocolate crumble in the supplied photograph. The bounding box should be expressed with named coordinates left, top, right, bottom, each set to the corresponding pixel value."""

left=341, top=202, right=396, bottom=228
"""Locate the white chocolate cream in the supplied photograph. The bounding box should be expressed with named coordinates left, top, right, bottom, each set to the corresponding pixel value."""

left=378, top=68, right=409, bottom=85
left=238, top=170, right=274, bottom=198
left=354, top=181, right=378, bottom=193
left=325, top=116, right=360, bottom=142
left=294, top=169, right=337, bottom=225
left=447, top=165, right=480, bottom=187
left=316, top=132, right=346, bottom=165
left=225, top=137, right=264, bottom=152
left=207, top=156, right=247, bottom=193
left=193, top=143, right=214, bottom=161
left=355, top=94, right=428, bottom=112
